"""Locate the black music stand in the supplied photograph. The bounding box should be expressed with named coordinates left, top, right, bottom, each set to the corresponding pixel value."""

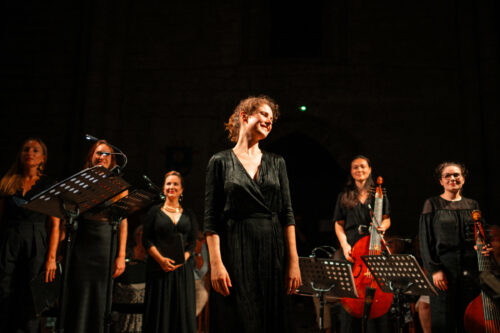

left=23, top=165, right=130, bottom=333
left=361, top=254, right=437, bottom=333
left=298, top=257, right=358, bottom=331
left=85, top=187, right=161, bottom=333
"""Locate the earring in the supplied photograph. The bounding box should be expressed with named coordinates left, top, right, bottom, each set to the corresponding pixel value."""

left=179, top=193, right=184, bottom=202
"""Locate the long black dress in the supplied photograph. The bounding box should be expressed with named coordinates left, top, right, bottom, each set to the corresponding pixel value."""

left=332, top=191, right=391, bottom=333
left=65, top=214, right=118, bottom=333
left=419, top=196, right=479, bottom=332
left=142, top=205, right=197, bottom=333
left=0, top=176, right=54, bottom=333
left=204, top=150, right=295, bottom=333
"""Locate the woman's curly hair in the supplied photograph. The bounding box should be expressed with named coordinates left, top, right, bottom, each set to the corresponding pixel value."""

left=224, top=95, right=279, bottom=143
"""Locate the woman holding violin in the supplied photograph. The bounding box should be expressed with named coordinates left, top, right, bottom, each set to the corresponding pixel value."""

left=333, top=155, right=391, bottom=333
left=419, top=161, right=491, bottom=332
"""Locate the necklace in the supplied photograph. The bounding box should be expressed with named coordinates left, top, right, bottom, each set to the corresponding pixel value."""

left=162, top=204, right=182, bottom=213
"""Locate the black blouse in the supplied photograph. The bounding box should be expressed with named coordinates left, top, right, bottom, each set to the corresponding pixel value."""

left=1, top=175, right=54, bottom=228
left=333, top=190, right=390, bottom=245
left=142, top=205, right=198, bottom=271
left=419, top=196, right=478, bottom=274
left=204, top=149, right=295, bottom=235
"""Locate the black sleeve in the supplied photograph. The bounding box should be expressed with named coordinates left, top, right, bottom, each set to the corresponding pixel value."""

left=203, top=154, right=225, bottom=234
left=383, top=192, right=390, bottom=216
left=278, top=156, right=295, bottom=227
left=184, top=209, right=198, bottom=253
left=418, top=199, right=442, bottom=274
left=333, top=193, right=346, bottom=222
left=142, top=206, right=157, bottom=251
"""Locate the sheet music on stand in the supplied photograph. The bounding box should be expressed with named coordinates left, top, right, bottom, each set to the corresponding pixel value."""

left=298, top=257, right=358, bottom=331
left=298, top=257, right=358, bottom=299
left=23, top=165, right=130, bottom=219
left=361, top=254, right=437, bottom=296
left=86, top=188, right=162, bottom=220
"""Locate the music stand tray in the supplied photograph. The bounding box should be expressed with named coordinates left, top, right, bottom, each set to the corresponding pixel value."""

left=298, top=257, right=358, bottom=298
left=86, top=188, right=160, bottom=220
left=361, top=254, right=437, bottom=296
left=23, top=165, right=130, bottom=219
left=298, top=257, right=358, bottom=331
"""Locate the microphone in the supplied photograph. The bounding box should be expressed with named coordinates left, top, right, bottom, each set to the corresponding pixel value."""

left=85, top=134, right=99, bottom=142
left=142, top=175, right=165, bottom=201
left=84, top=134, right=128, bottom=174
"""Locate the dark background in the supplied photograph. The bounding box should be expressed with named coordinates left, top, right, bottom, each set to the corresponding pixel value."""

left=1, top=1, right=499, bottom=255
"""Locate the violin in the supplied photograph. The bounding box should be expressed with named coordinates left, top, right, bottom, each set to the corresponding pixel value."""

left=464, top=210, right=500, bottom=333
left=341, top=177, right=394, bottom=319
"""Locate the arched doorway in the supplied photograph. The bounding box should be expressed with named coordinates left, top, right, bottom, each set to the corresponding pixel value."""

left=265, top=132, right=346, bottom=256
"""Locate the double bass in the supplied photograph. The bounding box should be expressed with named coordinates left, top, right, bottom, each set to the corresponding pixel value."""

left=464, top=210, right=500, bottom=333
left=341, top=177, right=394, bottom=319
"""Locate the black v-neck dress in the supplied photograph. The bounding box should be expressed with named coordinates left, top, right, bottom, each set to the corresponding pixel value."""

left=142, top=205, right=198, bottom=333
left=204, top=150, right=295, bottom=333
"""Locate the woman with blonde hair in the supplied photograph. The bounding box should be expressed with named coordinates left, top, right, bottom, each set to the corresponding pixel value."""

left=0, top=138, right=60, bottom=332
left=143, top=170, right=198, bottom=332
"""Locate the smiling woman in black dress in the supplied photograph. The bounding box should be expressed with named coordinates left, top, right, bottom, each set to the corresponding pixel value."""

left=143, top=170, right=198, bottom=333
left=204, top=95, right=302, bottom=333
left=419, top=162, right=487, bottom=332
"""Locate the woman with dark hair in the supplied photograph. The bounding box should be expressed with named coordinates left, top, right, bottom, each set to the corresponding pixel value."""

left=65, top=140, right=128, bottom=333
left=204, top=95, right=302, bottom=332
left=419, top=161, right=486, bottom=332
left=333, top=155, right=391, bottom=333
left=0, top=138, right=60, bottom=332
left=142, top=171, right=198, bottom=333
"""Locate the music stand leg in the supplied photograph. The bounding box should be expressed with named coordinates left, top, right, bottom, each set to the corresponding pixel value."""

left=56, top=209, right=79, bottom=333
left=103, top=218, right=120, bottom=333
left=391, top=288, right=406, bottom=333
left=317, top=292, right=331, bottom=332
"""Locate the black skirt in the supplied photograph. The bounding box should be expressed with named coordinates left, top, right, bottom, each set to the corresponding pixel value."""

left=210, top=215, right=291, bottom=333
left=65, top=219, right=116, bottom=333
left=143, top=259, right=196, bottom=333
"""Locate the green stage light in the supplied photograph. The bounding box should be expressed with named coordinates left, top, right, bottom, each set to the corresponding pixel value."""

left=299, top=105, right=307, bottom=112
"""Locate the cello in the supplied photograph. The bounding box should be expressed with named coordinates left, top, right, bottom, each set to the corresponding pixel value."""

left=464, top=210, right=500, bottom=333
left=341, top=176, right=394, bottom=320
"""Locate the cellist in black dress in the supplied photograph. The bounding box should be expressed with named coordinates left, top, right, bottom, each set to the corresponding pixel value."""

left=0, top=138, right=60, bottom=332
left=333, top=155, right=391, bottom=333
left=204, top=95, right=302, bottom=333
